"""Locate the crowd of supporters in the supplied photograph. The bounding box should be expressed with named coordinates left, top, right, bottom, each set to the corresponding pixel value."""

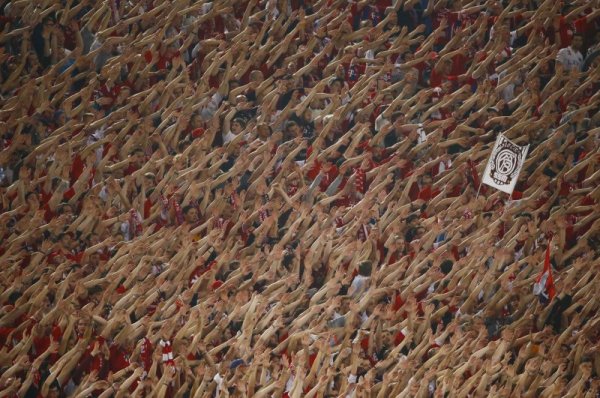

left=1, top=0, right=599, bottom=396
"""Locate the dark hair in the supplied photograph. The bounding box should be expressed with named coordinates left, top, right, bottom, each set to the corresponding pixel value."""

left=405, top=214, right=419, bottom=224
left=25, top=191, right=38, bottom=201
left=391, top=111, right=405, bottom=123
left=57, top=232, right=74, bottom=241
left=57, top=203, right=73, bottom=214
left=358, top=261, right=372, bottom=276
left=440, top=260, right=453, bottom=275
left=8, top=291, right=22, bottom=304
left=232, top=118, right=246, bottom=128
left=182, top=205, right=195, bottom=215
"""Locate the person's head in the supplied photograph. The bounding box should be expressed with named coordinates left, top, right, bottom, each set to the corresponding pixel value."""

left=25, top=191, right=39, bottom=208
left=130, top=148, right=145, bottom=166
left=358, top=261, right=372, bottom=277
left=58, top=203, right=74, bottom=218
left=421, top=173, right=433, bottom=186
left=285, top=120, right=301, bottom=138
left=189, top=113, right=202, bottom=129
left=291, top=88, right=303, bottom=102
left=249, top=69, right=264, bottom=84
left=47, top=380, right=61, bottom=398
left=256, top=123, right=271, bottom=140
left=173, top=154, right=188, bottom=170
left=27, top=50, right=40, bottom=67
left=231, top=118, right=246, bottom=134
left=89, top=251, right=101, bottom=267
left=405, top=214, right=419, bottom=227
left=440, top=260, right=453, bottom=275
left=440, top=58, right=453, bottom=74
left=19, top=164, right=32, bottom=180
left=571, top=33, right=584, bottom=51
left=329, top=77, right=344, bottom=94
left=183, top=206, right=199, bottom=224
left=353, top=110, right=368, bottom=125
left=58, top=232, right=75, bottom=250
left=528, top=75, right=542, bottom=93
left=42, top=16, right=56, bottom=31
left=272, top=194, right=284, bottom=210
left=391, top=111, right=406, bottom=130
left=405, top=68, right=418, bottom=85
left=116, top=85, right=131, bottom=102
left=376, top=76, right=389, bottom=91
left=76, top=317, right=91, bottom=336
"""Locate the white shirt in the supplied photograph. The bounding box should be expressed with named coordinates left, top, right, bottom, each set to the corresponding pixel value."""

left=222, top=130, right=237, bottom=144
left=557, top=46, right=583, bottom=71
left=374, top=113, right=390, bottom=132
left=349, top=275, right=369, bottom=297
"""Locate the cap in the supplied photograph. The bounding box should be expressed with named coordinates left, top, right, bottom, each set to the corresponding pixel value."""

left=230, top=359, right=245, bottom=369
left=191, top=128, right=204, bottom=138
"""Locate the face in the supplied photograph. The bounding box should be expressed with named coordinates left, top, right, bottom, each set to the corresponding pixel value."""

left=257, top=124, right=270, bottom=140
left=288, top=123, right=301, bottom=137
left=393, top=115, right=405, bottom=129
left=377, top=78, right=388, bottom=90
left=26, top=193, right=39, bottom=208
left=61, top=234, right=75, bottom=249
left=330, top=80, right=342, bottom=94
left=89, top=253, right=101, bottom=267
left=405, top=70, right=417, bottom=84
left=190, top=114, right=202, bottom=128
left=174, top=156, right=187, bottom=170
left=132, top=151, right=145, bottom=165
left=571, top=35, right=583, bottom=50
left=231, top=121, right=243, bottom=134
left=76, top=319, right=90, bottom=335
left=273, top=196, right=284, bottom=209
left=185, top=208, right=198, bottom=223
left=62, top=205, right=74, bottom=217
left=527, top=77, right=540, bottom=91
left=117, top=87, right=131, bottom=102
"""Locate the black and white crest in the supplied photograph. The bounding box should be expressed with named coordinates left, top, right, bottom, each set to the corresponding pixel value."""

left=482, top=134, right=529, bottom=195
left=488, top=136, right=523, bottom=186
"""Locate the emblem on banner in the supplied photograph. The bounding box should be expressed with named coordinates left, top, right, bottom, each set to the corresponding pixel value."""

left=488, top=137, right=523, bottom=185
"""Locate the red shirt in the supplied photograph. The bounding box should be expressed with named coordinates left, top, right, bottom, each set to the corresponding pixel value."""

left=418, top=185, right=441, bottom=202
left=140, top=337, right=153, bottom=371
left=341, top=62, right=366, bottom=88
left=109, top=343, right=130, bottom=373
left=319, top=165, right=339, bottom=192
left=32, top=325, right=62, bottom=359
left=557, top=15, right=590, bottom=48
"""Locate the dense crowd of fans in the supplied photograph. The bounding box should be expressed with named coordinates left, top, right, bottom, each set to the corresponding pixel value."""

left=1, top=0, right=599, bottom=396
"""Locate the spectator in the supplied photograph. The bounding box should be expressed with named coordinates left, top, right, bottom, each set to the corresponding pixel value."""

left=0, top=0, right=599, bottom=397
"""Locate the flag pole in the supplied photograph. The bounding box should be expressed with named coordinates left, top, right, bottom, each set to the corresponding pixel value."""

left=475, top=181, right=482, bottom=200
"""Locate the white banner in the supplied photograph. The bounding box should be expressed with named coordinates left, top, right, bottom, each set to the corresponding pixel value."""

left=482, top=134, right=529, bottom=195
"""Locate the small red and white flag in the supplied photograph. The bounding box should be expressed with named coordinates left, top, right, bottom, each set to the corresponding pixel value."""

left=533, top=241, right=556, bottom=302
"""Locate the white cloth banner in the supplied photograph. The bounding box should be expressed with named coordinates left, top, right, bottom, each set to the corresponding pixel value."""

left=482, top=134, right=529, bottom=195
